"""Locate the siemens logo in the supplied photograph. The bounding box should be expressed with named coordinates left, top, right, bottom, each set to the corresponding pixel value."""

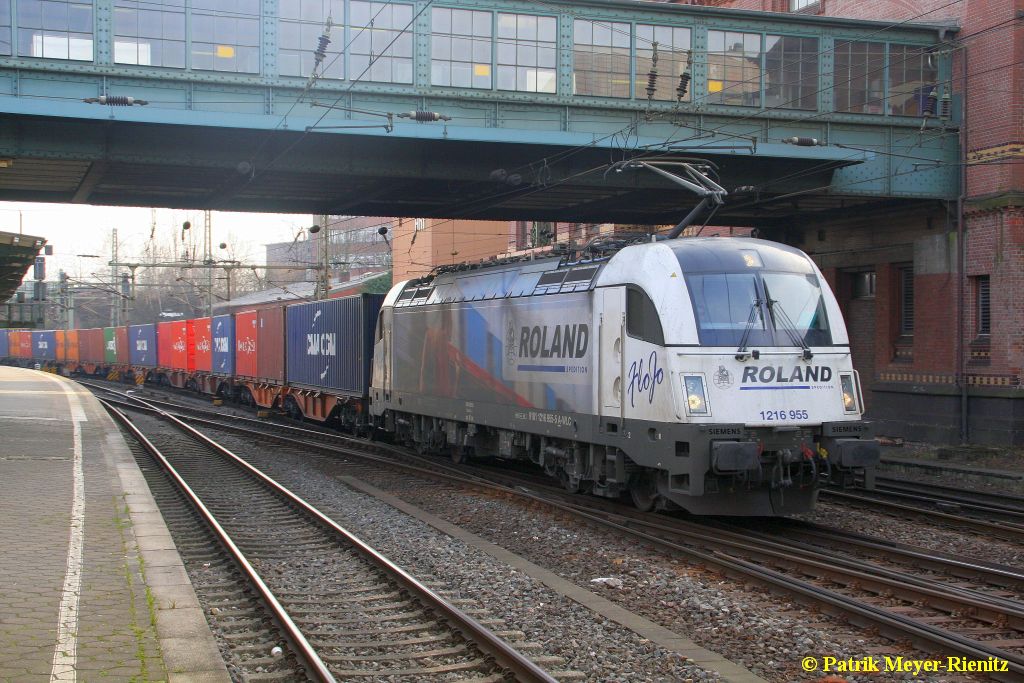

left=518, top=324, right=589, bottom=359
left=741, top=366, right=832, bottom=383
left=307, top=332, right=336, bottom=356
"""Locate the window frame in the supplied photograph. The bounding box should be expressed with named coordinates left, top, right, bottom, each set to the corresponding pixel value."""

left=625, top=285, right=665, bottom=346
left=572, top=17, right=632, bottom=99
left=976, top=275, right=991, bottom=337
left=897, top=264, right=914, bottom=336
left=496, top=10, right=558, bottom=94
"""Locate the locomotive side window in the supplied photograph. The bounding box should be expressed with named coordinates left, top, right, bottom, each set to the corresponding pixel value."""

left=626, top=287, right=664, bottom=345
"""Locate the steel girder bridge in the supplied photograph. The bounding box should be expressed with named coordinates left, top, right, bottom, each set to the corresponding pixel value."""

left=0, top=0, right=958, bottom=226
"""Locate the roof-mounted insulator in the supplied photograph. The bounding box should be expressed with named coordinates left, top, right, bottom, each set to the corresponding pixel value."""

left=313, top=33, right=331, bottom=67
left=940, top=91, right=952, bottom=119
left=676, top=71, right=691, bottom=100
left=645, top=42, right=659, bottom=101
left=923, top=88, right=938, bottom=117
left=398, top=111, right=452, bottom=122
left=84, top=95, right=148, bottom=106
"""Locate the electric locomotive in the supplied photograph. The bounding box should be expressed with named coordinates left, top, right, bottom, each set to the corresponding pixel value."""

left=369, top=236, right=877, bottom=516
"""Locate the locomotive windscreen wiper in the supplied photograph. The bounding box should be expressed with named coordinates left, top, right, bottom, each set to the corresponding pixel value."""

left=763, top=288, right=813, bottom=360
left=734, top=297, right=764, bottom=361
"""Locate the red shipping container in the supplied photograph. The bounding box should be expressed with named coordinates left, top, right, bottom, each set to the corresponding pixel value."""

left=257, top=306, right=286, bottom=384
left=115, top=326, right=130, bottom=365
left=65, top=330, right=80, bottom=363
left=55, top=330, right=66, bottom=362
left=235, top=310, right=258, bottom=378
left=78, top=328, right=105, bottom=363
left=10, top=331, right=31, bottom=358
left=158, top=320, right=193, bottom=372
left=192, top=317, right=212, bottom=373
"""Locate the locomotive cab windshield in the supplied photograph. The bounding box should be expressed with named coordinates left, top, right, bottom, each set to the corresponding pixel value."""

left=686, top=270, right=832, bottom=349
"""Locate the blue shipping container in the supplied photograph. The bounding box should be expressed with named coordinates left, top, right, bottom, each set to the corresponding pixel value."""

left=211, top=314, right=235, bottom=376
left=128, top=324, right=157, bottom=367
left=31, top=330, right=57, bottom=361
left=0, top=329, right=8, bottom=358
left=285, top=294, right=383, bottom=395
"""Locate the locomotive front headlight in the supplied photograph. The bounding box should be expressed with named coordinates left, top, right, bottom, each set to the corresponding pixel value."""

left=840, top=374, right=858, bottom=413
left=683, top=375, right=709, bottom=415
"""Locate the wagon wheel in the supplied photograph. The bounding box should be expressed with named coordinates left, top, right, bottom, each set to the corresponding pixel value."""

left=629, top=471, right=659, bottom=512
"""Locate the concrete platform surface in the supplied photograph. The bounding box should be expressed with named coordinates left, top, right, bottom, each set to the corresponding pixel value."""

left=0, top=366, right=229, bottom=682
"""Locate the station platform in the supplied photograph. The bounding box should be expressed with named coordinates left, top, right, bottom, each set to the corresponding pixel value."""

left=0, top=366, right=229, bottom=682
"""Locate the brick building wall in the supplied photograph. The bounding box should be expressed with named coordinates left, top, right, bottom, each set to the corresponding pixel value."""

left=391, top=218, right=513, bottom=282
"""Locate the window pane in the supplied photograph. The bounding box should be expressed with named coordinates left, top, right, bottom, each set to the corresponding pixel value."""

left=574, top=19, right=629, bottom=98
left=431, top=6, right=491, bottom=89
left=350, top=1, right=413, bottom=83
left=635, top=23, right=691, bottom=102
left=495, top=12, right=557, bottom=94
left=706, top=29, right=761, bottom=106
left=19, top=0, right=91, bottom=60
left=278, top=0, right=342, bottom=79
left=765, top=35, right=818, bottom=110
left=888, top=43, right=937, bottom=116
left=833, top=40, right=885, bottom=113
left=190, top=0, right=259, bottom=73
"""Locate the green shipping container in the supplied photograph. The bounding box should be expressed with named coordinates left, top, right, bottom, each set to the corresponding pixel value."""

left=103, top=327, right=117, bottom=364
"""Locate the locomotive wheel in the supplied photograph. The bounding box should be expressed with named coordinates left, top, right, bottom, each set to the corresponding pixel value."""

left=629, top=472, right=659, bottom=512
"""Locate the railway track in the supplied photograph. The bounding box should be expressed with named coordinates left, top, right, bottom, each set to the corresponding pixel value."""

left=822, top=488, right=1024, bottom=544
left=100, top=392, right=559, bottom=683
left=83, top=381, right=1024, bottom=680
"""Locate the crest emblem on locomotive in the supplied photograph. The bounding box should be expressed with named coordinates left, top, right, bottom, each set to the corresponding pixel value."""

left=713, top=365, right=733, bottom=389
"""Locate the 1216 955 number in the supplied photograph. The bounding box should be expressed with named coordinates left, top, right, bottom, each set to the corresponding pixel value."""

left=759, top=409, right=809, bottom=421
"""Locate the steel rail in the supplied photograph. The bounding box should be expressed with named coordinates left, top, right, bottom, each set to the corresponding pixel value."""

left=728, top=520, right=1024, bottom=592
left=875, top=477, right=1024, bottom=515
left=101, top=399, right=337, bottom=683
left=823, top=489, right=1024, bottom=543
left=106, top=391, right=558, bottom=683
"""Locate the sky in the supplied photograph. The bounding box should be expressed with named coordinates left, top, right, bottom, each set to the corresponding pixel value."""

left=0, top=202, right=314, bottom=280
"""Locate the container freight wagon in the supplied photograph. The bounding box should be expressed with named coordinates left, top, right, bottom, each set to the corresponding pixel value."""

left=239, top=307, right=286, bottom=409
left=156, top=320, right=193, bottom=387
left=78, top=328, right=106, bottom=374
left=128, top=324, right=157, bottom=375
left=31, top=331, right=57, bottom=362
left=64, top=330, right=81, bottom=367
left=284, top=294, right=383, bottom=424
left=115, top=326, right=130, bottom=366
left=9, top=330, right=31, bottom=360
left=235, top=311, right=258, bottom=378
left=103, top=327, right=118, bottom=365
left=190, top=317, right=224, bottom=395
left=54, top=330, right=66, bottom=363
left=211, top=314, right=235, bottom=377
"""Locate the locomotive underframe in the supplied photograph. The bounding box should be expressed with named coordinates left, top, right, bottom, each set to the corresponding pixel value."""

left=376, top=394, right=878, bottom=516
